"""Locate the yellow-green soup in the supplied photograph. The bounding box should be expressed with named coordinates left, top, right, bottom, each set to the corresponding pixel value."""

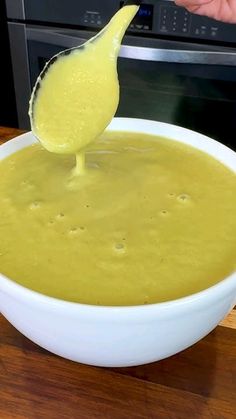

left=0, top=132, right=235, bottom=305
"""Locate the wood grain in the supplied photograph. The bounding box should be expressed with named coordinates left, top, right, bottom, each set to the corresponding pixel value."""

left=0, top=315, right=236, bottom=419
left=0, top=126, right=235, bottom=419
left=220, top=309, right=236, bottom=329
left=0, top=126, right=25, bottom=144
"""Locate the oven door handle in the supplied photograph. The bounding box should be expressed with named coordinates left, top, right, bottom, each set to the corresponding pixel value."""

left=27, top=27, right=236, bottom=66
left=26, top=27, right=94, bottom=48
left=119, top=44, right=236, bottom=66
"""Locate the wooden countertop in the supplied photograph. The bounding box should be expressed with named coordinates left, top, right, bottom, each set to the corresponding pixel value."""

left=0, top=126, right=235, bottom=419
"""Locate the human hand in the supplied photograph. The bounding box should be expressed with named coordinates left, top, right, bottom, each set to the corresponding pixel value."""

left=174, top=0, right=236, bottom=23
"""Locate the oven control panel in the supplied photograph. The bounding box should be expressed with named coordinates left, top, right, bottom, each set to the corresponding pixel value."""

left=159, top=5, right=191, bottom=35
left=7, top=0, right=236, bottom=44
left=158, top=3, right=221, bottom=39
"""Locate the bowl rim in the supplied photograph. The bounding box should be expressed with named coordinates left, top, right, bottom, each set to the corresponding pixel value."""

left=0, top=269, right=236, bottom=313
left=0, top=117, right=235, bottom=313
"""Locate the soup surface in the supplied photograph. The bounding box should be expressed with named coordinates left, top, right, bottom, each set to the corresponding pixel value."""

left=0, top=132, right=235, bottom=305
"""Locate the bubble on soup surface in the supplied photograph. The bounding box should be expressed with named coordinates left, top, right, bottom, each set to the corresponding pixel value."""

left=160, top=209, right=169, bottom=216
left=114, top=243, right=126, bottom=253
left=22, top=180, right=35, bottom=190
left=177, top=194, right=191, bottom=203
left=68, top=227, right=79, bottom=235
left=55, top=212, right=65, bottom=220
left=143, top=293, right=150, bottom=304
left=29, top=201, right=41, bottom=210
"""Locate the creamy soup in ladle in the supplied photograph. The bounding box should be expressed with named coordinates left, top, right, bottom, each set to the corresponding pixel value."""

left=29, top=5, right=139, bottom=174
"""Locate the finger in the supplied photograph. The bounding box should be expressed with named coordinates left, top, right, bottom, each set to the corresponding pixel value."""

left=174, top=0, right=211, bottom=6
left=174, top=0, right=213, bottom=14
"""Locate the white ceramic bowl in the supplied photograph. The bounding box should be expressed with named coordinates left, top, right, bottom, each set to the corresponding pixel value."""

left=0, top=118, right=236, bottom=367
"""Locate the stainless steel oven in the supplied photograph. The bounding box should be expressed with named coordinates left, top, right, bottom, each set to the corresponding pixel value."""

left=6, top=0, right=236, bottom=150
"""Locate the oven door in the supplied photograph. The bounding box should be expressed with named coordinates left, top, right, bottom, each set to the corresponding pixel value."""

left=8, top=23, right=236, bottom=150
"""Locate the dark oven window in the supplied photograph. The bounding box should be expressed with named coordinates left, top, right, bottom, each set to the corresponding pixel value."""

left=117, top=59, right=236, bottom=151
